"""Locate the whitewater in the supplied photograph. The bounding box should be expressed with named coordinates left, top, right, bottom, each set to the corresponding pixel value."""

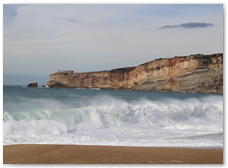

left=3, top=85, right=223, bottom=148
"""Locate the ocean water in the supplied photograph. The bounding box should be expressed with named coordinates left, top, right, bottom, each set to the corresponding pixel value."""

left=3, top=85, right=223, bottom=148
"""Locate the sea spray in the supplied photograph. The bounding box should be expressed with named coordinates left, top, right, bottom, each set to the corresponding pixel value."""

left=3, top=85, right=223, bottom=147
left=3, top=95, right=222, bottom=134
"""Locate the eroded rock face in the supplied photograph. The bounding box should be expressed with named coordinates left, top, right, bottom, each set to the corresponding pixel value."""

left=47, top=53, right=223, bottom=94
left=27, top=82, right=38, bottom=88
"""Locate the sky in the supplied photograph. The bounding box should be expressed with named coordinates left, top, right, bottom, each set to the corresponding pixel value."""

left=2, top=2, right=224, bottom=85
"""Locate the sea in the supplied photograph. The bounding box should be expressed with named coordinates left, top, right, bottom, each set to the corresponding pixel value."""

left=3, top=85, right=223, bottom=148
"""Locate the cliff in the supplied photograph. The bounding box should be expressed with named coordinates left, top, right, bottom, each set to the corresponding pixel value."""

left=47, top=53, right=223, bottom=94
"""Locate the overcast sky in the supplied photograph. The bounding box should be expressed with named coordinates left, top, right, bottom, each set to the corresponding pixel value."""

left=3, top=3, right=223, bottom=85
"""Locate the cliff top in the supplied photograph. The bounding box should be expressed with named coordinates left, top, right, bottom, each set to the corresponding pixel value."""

left=139, top=53, right=223, bottom=67
left=50, top=53, right=223, bottom=76
left=110, top=67, right=136, bottom=73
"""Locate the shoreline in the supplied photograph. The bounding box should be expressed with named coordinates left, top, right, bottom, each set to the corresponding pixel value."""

left=3, top=144, right=223, bottom=164
left=3, top=85, right=223, bottom=95
left=3, top=144, right=223, bottom=149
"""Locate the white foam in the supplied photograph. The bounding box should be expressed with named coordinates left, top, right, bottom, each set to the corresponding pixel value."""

left=3, top=94, right=223, bottom=147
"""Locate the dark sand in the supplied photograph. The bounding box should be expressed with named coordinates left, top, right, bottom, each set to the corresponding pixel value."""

left=3, top=144, right=223, bottom=164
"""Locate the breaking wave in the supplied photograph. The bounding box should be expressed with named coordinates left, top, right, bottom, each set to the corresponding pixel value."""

left=3, top=95, right=223, bottom=137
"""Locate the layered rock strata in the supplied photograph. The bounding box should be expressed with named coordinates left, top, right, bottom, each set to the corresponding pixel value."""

left=47, top=53, right=223, bottom=94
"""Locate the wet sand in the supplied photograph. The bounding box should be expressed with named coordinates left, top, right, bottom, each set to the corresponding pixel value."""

left=3, top=144, right=223, bottom=164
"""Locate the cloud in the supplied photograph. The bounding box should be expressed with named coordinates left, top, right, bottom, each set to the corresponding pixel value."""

left=67, top=18, right=78, bottom=23
left=135, top=18, right=144, bottom=21
left=3, top=4, right=19, bottom=26
left=52, top=17, right=80, bottom=24
left=158, top=22, right=214, bottom=29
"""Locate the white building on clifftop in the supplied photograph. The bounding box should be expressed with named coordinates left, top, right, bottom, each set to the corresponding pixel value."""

left=58, top=70, right=74, bottom=74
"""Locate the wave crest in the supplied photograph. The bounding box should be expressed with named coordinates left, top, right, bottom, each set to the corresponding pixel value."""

left=3, top=95, right=223, bottom=137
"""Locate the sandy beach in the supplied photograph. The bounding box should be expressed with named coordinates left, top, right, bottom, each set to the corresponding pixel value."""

left=3, top=144, right=223, bottom=164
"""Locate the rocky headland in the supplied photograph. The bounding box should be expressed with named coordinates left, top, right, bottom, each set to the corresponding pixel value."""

left=47, top=53, right=223, bottom=94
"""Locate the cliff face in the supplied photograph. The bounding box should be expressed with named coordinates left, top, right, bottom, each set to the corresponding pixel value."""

left=47, top=53, right=223, bottom=94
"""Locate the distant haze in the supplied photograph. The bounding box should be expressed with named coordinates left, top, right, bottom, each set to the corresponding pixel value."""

left=3, top=74, right=48, bottom=86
